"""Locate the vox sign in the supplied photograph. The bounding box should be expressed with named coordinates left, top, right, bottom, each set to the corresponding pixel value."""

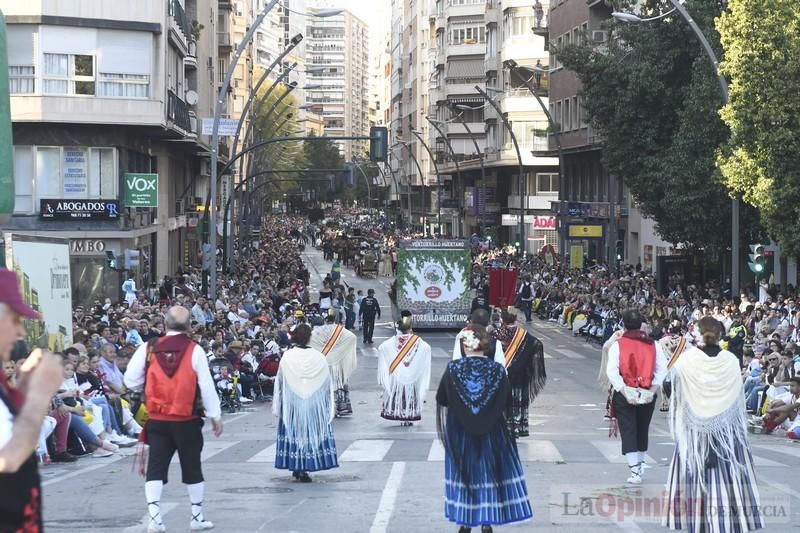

left=124, top=173, right=159, bottom=208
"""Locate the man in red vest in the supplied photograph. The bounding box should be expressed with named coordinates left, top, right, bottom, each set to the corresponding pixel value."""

left=605, top=309, right=667, bottom=484
left=125, top=306, right=222, bottom=533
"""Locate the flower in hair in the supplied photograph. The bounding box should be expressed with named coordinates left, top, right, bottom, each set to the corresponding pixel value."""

left=457, top=328, right=481, bottom=351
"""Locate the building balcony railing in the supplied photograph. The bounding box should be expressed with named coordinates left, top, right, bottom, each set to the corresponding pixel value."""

left=218, top=32, right=233, bottom=51
left=167, top=89, right=191, bottom=133
left=169, top=0, right=191, bottom=42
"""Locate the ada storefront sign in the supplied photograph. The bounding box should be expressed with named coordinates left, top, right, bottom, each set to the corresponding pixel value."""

left=124, top=173, right=158, bottom=208
left=40, top=199, right=120, bottom=220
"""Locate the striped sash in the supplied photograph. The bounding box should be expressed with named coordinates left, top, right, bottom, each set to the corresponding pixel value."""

left=389, top=335, right=420, bottom=374
left=321, top=324, right=344, bottom=356
left=504, top=327, right=527, bottom=368
left=667, top=336, right=687, bottom=370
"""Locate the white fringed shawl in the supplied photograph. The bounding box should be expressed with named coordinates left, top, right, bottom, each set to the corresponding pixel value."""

left=377, top=333, right=432, bottom=415
left=598, top=330, right=623, bottom=391
left=272, top=347, right=335, bottom=448
left=669, top=346, right=750, bottom=488
left=310, top=324, right=358, bottom=390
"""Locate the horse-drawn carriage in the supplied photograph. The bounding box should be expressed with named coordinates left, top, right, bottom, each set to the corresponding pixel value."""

left=355, top=248, right=379, bottom=278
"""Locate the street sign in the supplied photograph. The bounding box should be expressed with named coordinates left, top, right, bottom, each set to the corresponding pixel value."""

left=124, top=173, right=159, bottom=207
left=202, top=118, right=238, bottom=137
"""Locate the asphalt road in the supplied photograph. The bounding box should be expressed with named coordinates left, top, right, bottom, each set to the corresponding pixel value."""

left=40, top=247, right=799, bottom=532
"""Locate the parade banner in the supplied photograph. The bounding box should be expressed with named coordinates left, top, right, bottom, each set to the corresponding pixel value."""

left=396, top=239, right=471, bottom=329
left=3, top=234, right=73, bottom=351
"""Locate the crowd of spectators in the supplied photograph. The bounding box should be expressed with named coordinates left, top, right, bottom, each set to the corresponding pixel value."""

left=471, top=243, right=800, bottom=438
left=5, top=214, right=340, bottom=465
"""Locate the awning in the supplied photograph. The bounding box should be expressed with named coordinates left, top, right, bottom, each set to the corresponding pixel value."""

left=446, top=60, right=484, bottom=79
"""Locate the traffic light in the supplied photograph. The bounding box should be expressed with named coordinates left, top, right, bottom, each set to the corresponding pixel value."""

left=105, top=251, right=117, bottom=270
left=369, top=126, right=388, bottom=162
left=748, top=244, right=765, bottom=274
left=615, top=239, right=624, bottom=261
left=124, top=249, right=140, bottom=270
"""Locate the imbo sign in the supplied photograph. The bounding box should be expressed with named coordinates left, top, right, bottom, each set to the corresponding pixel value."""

left=124, top=173, right=159, bottom=208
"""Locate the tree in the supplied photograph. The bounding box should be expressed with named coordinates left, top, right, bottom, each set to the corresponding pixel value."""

left=557, top=0, right=761, bottom=253
left=717, top=0, right=800, bottom=257
left=301, top=132, right=344, bottom=203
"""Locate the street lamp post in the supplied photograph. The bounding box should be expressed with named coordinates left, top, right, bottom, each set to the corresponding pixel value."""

left=350, top=160, right=372, bottom=212
left=612, top=0, right=737, bottom=293
left=504, top=59, right=566, bottom=261
left=388, top=145, right=414, bottom=232
left=425, top=116, right=462, bottom=237
left=208, top=1, right=343, bottom=298
left=395, top=141, right=428, bottom=236
left=444, top=109, right=487, bottom=238
left=410, top=129, right=442, bottom=236
left=477, top=86, right=527, bottom=253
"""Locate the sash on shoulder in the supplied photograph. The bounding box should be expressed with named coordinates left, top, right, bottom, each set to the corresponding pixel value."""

left=504, top=327, right=527, bottom=368
left=322, top=324, right=344, bottom=356
left=389, top=335, right=420, bottom=374
left=666, top=336, right=687, bottom=370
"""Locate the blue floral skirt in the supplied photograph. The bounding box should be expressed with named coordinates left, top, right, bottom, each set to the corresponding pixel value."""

left=274, top=419, right=339, bottom=472
left=444, top=418, right=533, bottom=526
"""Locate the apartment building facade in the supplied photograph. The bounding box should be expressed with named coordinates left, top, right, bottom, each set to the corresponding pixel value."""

left=305, top=9, right=370, bottom=160
left=485, top=0, right=559, bottom=251
left=3, top=0, right=222, bottom=305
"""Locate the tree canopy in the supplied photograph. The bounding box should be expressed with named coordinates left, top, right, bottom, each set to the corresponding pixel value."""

left=717, top=0, right=800, bottom=257
left=557, top=0, right=761, bottom=253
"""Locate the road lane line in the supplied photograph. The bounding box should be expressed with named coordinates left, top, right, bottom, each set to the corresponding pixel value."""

left=369, top=461, right=406, bottom=533
left=590, top=440, right=655, bottom=465
left=753, top=443, right=800, bottom=459
left=517, top=440, right=564, bottom=463
left=427, top=439, right=445, bottom=461
left=171, top=439, right=238, bottom=464
left=41, top=453, right=128, bottom=487
left=554, top=348, right=586, bottom=359
left=340, top=439, right=394, bottom=462
left=246, top=443, right=277, bottom=463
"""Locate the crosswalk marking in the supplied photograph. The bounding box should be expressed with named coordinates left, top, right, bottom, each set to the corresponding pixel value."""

left=432, top=347, right=451, bottom=359
left=171, top=440, right=238, bottom=465
left=543, top=353, right=553, bottom=359
left=517, top=440, right=565, bottom=463
left=246, top=443, right=276, bottom=463
left=590, top=440, right=655, bottom=465
left=554, top=348, right=586, bottom=359
left=753, top=443, right=800, bottom=459
left=427, top=440, right=445, bottom=461
left=340, top=439, right=394, bottom=462
left=752, top=455, right=784, bottom=467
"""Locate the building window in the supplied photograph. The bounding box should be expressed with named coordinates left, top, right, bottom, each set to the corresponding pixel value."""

left=97, top=73, right=150, bottom=98
left=9, top=66, right=35, bottom=94
left=43, top=53, right=95, bottom=95
left=537, top=173, right=559, bottom=194
left=571, top=96, right=578, bottom=131
left=450, top=26, right=486, bottom=45
left=563, top=98, right=571, bottom=130
left=15, top=146, right=118, bottom=205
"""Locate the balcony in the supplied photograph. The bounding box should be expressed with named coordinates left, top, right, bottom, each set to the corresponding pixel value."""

left=447, top=42, right=486, bottom=57
left=167, top=90, right=191, bottom=133
left=169, top=0, right=191, bottom=45
left=445, top=82, right=481, bottom=96
left=218, top=32, right=233, bottom=52
left=184, top=40, right=198, bottom=70
left=486, top=6, right=499, bottom=26
left=508, top=195, right=557, bottom=211
left=446, top=121, right=485, bottom=136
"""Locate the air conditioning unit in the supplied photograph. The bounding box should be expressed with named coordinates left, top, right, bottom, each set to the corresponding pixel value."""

left=175, top=198, right=185, bottom=215
left=200, top=160, right=212, bottom=176
left=592, top=30, right=609, bottom=44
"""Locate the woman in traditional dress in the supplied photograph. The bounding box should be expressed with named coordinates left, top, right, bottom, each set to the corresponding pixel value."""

left=663, top=316, right=763, bottom=532
left=437, top=324, right=532, bottom=533
left=273, top=324, right=338, bottom=482
left=377, top=312, right=432, bottom=426
left=381, top=249, right=393, bottom=277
